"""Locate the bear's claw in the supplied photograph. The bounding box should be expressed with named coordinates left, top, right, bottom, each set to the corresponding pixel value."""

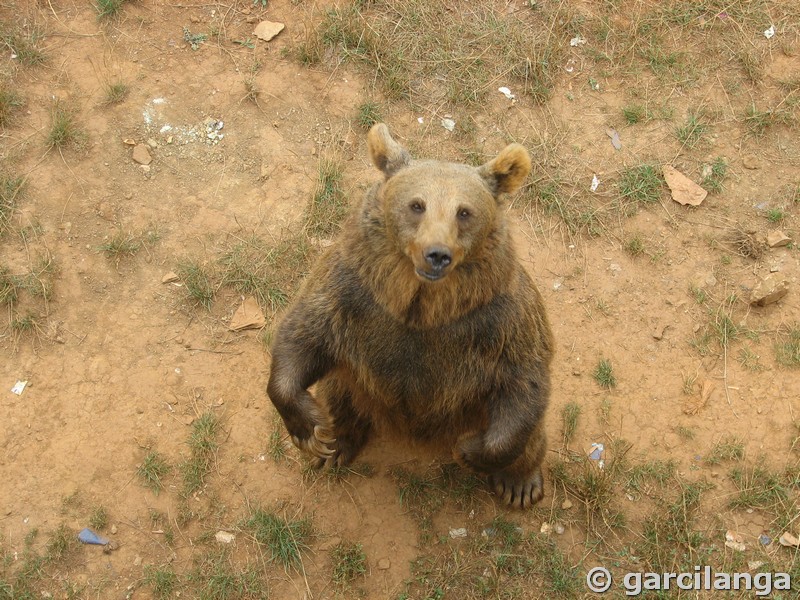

left=488, top=469, right=544, bottom=509
left=291, top=425, right=336, bottom=459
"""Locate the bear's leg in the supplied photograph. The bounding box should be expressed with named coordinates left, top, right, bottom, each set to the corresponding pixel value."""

left=313, top=374, right=373, bottom=469
left=486, top=424, right=546, bottom=509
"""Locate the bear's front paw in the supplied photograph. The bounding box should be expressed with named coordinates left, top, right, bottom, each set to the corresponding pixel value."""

left=488, top=468, right=544, bottom=509
left=291, top=425, right=337, bottom=460
left=453, top=434, right=488, bottom=472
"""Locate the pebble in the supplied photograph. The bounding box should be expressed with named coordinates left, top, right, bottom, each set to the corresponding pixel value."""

left=215, top=531, right=235, bottom=544
left=132, top=144, right=152, bottom=165
left=377, top=558, right=391, bottom=570
left=449, top=527, right=468, bottom=539
left=749, top=273, right=789, bottom=306
left=561, top=499, right=573, bottom=510
left=766, top=230, right=791, bottom=247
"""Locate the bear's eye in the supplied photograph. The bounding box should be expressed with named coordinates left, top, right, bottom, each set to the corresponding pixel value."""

left=457, top=208, right=471, bottom=220
left=409, top=201, right=425, bottom=213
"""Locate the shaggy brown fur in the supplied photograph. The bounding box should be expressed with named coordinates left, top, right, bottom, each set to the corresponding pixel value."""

left=267, top=124, right=554, bottom=508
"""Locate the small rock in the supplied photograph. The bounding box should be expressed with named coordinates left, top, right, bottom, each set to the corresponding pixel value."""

left=561, top=499, right=573, bottom=510
left=742, top=155, right=760, bottom=170
left=110, top=524, right=118, bottom=534
left=663, top=165, right=707, bottom=206
left=779, top=532, right=800, bottom=547
left=554, top=523, right=565, bottom=535
left=132, top=144, right=152, bottom=165
left=652, top=320, right=669, bottom=340
left=147, top=138, right=158, bottom=149
left=725, top=530, right=746, bottom=552
left=162, top=271, right=179, bottom=284
left=749, top=273, right=789, bottom=306
left=229, top=296, right=266, bottom=331
left=254, top=20, right=284, bottom=41
left=215, top=531, right=235, bottom=544
left=377, top=558, right=391, bottom=570
left=449, top=528, right=468, bottom=539
left=133, top=555, right=142, bottom=566
left=540, top=522, right=552, bottom=535
left=766, top=230, right=791, bottom=247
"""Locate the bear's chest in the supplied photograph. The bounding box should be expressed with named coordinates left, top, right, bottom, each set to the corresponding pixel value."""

left=329, top=268, right=508, bottom=412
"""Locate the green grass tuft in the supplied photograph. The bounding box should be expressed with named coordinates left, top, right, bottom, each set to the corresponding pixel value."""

left=593, top=358, right=616, bottom=389
left=218, top=235, right=310, bottom=314
left=46, top=102, right=86, bottom=150
left=243, top=509, right=313, bottom=569
left=0, top=85, right=24, bottom=127
left=103, top=81, right=129, bottom=104
left=622, top=104, right=647, bottom=124
left=356, top=100, right=382, bottom=129
left=0, top=173, right=24, bottom=235
left=561, top=401, right=581, bottom=445
left=88, top=506, right=108, bottom=531
left=96, top=0, right=127, bottom=19
left=176, top=260, right=215, bottom=310
left=188, top=550, right=265, bottom=599
left=137, top=451, right=171, bottom=494
left=306, top=158, right=347, bottom=238
left=181, top=412, right=221, bottom=496
left=98, top=230, right=141, bottom=261
left=675, top=112, right=708, bottom=148
left=144, top=565, right=178, bottom=600
left=3, top=30, right=46, bottom=66
left=701, top=157, right=727, bottom=193
left=331, top=541, right=367, bottom=584
left=617, top=164, right=662, bottom=207
left=775, top=325, right=800, bottom=367
left=705, top=437, right=745, bottom=465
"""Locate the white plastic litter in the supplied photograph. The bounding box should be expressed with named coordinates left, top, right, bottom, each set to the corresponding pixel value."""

left=590, top=174, right=600, bottom=192
left=11, top=381, right=27, bottom=395
left=764, top=25, right=775, bottom=39
left=498, top=87, right=515, bottom=100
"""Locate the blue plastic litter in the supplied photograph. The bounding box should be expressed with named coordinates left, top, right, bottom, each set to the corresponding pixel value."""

left=78, top=528, right=110, bottom=546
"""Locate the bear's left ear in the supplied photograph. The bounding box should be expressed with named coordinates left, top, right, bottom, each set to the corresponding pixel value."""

left=367, top=123, right=411, bottom=179
left=478, top=144, right=531, bottom=198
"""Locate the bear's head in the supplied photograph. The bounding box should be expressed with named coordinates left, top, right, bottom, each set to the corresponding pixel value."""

left=367, top=124, right=531, bottom=283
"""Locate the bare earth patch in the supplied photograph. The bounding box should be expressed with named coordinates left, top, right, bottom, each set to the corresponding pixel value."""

left=1, top=0, right=799, bottom=598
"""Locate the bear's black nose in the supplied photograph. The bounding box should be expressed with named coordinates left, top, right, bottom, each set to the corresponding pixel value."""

left=424, top=247, right=452, bottom=270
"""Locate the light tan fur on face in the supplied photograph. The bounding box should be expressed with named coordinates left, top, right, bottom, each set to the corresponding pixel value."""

left=404, top=186, right=466, bottom=277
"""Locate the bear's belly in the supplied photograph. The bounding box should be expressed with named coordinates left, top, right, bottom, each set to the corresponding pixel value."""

left=332, top=308, right=501, bottom=439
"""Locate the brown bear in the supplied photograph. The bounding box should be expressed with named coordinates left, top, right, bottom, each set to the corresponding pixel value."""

left=267, top=124, right=554, bottom=508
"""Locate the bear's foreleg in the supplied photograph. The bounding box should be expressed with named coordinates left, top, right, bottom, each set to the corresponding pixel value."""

left=267, top=332, right=337, bottom=461
left=312, top=374, right=373, bottom=469
left=454, top=378, right=548, bottom=508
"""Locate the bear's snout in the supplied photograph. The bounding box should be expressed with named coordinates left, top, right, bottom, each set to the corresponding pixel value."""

left=412, top=245, right=453, bottom=282
left=424, top=246, right=452, bottom=270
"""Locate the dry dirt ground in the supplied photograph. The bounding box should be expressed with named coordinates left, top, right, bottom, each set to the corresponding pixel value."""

left=1, top=0, right=800, bottom=599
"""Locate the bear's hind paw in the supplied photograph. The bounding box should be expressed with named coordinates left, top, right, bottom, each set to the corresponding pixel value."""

left=488, top=469, right=544, bottom=509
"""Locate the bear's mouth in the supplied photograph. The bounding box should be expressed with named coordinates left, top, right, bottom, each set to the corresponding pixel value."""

left=415, top=268, right=448, bottom=282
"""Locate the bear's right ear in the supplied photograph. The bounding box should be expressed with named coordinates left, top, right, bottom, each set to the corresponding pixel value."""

left=367, top=123, right=411, bottom=178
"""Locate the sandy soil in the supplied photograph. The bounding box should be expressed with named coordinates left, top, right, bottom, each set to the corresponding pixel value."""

left=1, top=1, right=799, bottom=598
